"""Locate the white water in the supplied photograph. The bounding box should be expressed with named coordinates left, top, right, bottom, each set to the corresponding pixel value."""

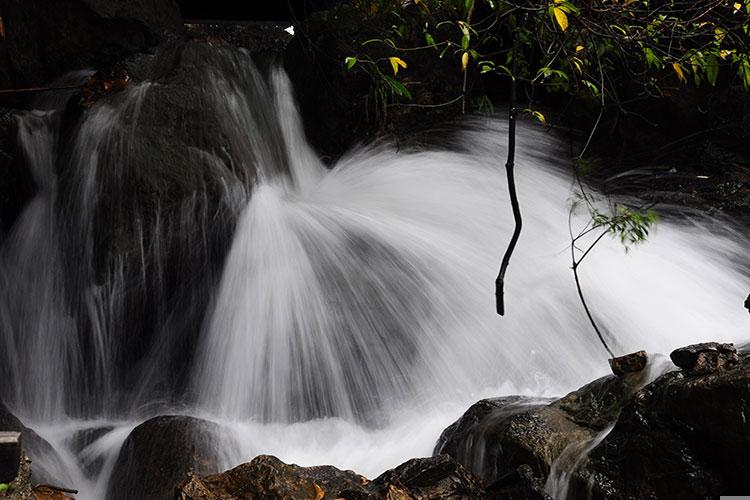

left=0, top=51, right=748, bottom=498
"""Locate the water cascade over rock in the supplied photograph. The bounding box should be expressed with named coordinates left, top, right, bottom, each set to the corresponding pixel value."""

left=0, top=43, right=748, bottom=498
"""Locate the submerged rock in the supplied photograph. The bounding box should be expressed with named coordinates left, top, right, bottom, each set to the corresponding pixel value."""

left=107, top=415, right=225, bottom=500
left=670, top=342, right=738, bottom=374
left=176, top=454, right=487, bottom=500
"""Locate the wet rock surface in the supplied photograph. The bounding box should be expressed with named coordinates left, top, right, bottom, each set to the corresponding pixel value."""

left=568, top=351, right=750, bottom=499
left=439, top=346, right=750, bottom=499
left=486, top=465, right=551, bottom=500
left=608, top=350, right=648, bottom=376
left=434, top=372, right=647, bottom=483
left=176, top=454, right=487, bottom=500
left=0, top=403, right=70, bottom=486
left=107, top=415, right=225, bottom=500
left=670, top=342, right=738, bottom=374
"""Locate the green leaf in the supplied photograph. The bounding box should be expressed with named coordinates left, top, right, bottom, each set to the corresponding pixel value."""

left=381, top=75, right=412, bottom=99
left=643, top=47, right=662, bottom=69
left=344, top=57, right=357, bottom=70
left=703, top=54, right=719, bottom=86
left=479, top=60, right=495, bottom=74
left=582, top=79, right=599, bottom=95
left=424, top=32, right=436, bottom=48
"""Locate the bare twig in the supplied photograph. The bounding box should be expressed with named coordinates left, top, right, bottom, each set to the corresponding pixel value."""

left=496, top=36, right=522, bottom=316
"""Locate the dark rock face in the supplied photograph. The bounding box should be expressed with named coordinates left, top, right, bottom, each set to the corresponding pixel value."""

left=176, top=454, right=487, bottom=500
left=608, top=350, right=648, bottom=376
left=0, top=0, right=183, bottom=88
left=439, top=346, right=750, bottom=499
left=486, top=465, right=551, bottom=500
left=0, top=402, right=70, bottom=485
left=670, top=342, right=738, bottom=374
left=369, top=455, right=486, bottom=499
left=435, top=373, right=647, bottom=483
left=569, top=352, right=750, bottom=499
left=107, top=415, right=224, bottom=500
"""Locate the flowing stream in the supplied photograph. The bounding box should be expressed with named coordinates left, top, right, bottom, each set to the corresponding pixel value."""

left=0, top=47, right=748, bottom=498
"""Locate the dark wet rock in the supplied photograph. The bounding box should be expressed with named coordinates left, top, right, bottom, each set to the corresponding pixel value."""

left=435, top=373, right=647, bottom=483
left=0, top=402, right=70, bottom=485
left=565, top=352, right=750, bottom=498
left=369, top=455, right=486, bottom=499
left=440, top=346, right=750, bottom=499
left=670, top=342, right=738, bottom=374
left=176, top=454, right=486, bottom=500
left=177, top=454, right=372, bottom=500
left=0, top=0, right=183, bottom=88
left=65, top=425, right=114, bottom=478
left=52, top=42, right=261, bottom=409
left=608, top=350, right=648, bottom=376
left=486, top=464, right=551, bottom=500
left=107, top=415, right=224, bottom=500
left=0, top=432, right=20, bottom=483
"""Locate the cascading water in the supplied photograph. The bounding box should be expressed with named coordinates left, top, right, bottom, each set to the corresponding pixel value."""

left=0, top=44, right=748, bottom=498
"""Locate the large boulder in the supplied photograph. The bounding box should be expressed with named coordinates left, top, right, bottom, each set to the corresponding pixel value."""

left=0, top=0, right=183, bottom=88
left=176, top=454, right=487, bottom=500
left=567, top=352, right=750, bottom=499
left=107, top=415, right=225, bottom=500
left=435, top=372, right=647, bottom=483
left=438, top=345, right=750, bottom=499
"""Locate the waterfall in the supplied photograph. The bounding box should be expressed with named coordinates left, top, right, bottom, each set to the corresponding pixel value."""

left=0, top=44, right=748, bottom=497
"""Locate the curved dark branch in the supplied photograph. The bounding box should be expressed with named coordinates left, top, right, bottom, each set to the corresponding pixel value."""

left=496, top=37, right=522, bottom=316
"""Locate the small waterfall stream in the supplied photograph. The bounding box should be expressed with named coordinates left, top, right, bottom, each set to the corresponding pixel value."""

left=0, top=46, right=748, bottom=498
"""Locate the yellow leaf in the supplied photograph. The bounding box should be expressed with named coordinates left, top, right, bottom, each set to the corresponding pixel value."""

left=461, top=51, right=469, bottom=71
left=571, top=56, right=583, bottom=74
left=672, top=62, right=686, bottom=82
left=553, top=7, right=568, bottom=31
left=575, top=45, right=584, bottom=52
left=313, top=483, right=325, bottom=500
left=532, top=110, right=546, bottom=125
left=389, top=57, right=407, bottom=76
left=733, top=2, right=742, bottom=13
left=719, top=49, right=734, bottom=59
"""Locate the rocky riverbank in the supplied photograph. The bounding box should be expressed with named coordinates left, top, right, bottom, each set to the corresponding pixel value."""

left=3, top=341, right=746, bottom=499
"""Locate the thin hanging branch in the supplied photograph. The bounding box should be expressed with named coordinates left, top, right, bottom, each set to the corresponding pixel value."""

left=569, top=216, right=615, bottom=358
left=0, top=85, right=81, bottom=96
left=496, top=36, right=522, bottom=316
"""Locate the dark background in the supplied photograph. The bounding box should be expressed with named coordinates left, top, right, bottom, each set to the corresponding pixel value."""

left=176, top=0, right=344, bottom=21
